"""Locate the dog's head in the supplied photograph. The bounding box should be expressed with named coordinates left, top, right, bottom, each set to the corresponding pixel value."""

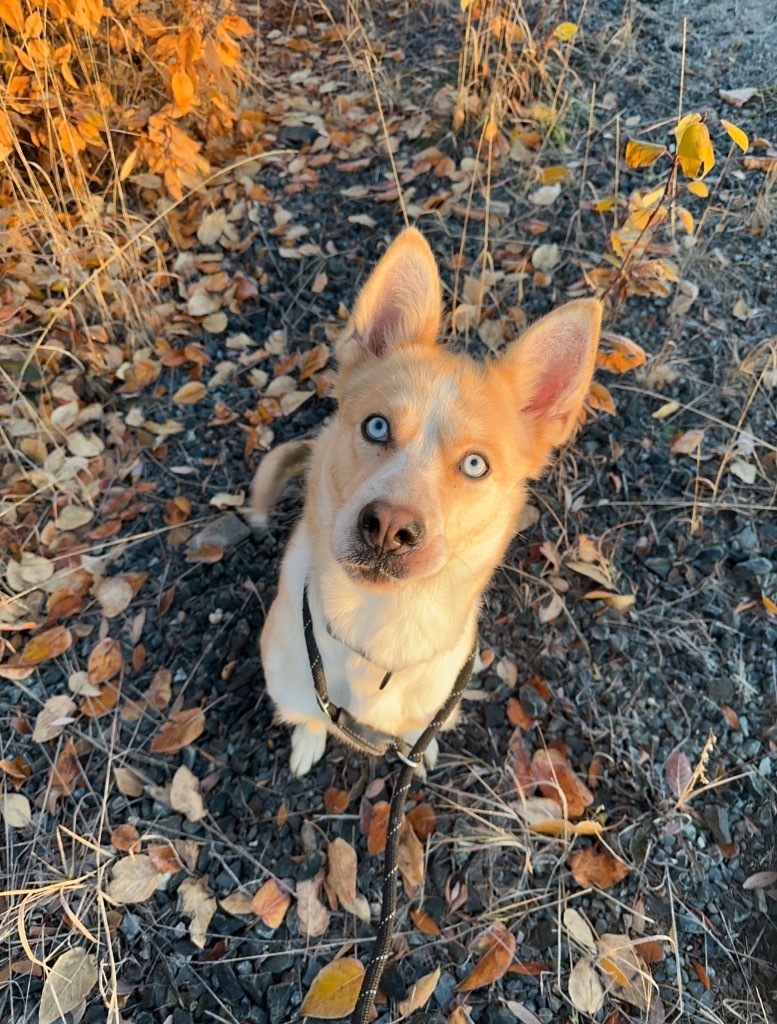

left=308, top=228, right=601, bottom=591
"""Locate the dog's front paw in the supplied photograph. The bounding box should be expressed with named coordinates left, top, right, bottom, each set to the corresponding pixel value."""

left=290, top=723, right=327, bottom=777
left=422, top=737, right=439, bottom=771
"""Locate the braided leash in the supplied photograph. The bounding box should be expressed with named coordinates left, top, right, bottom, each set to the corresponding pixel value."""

left=350, top=643, right=476, bottom=1024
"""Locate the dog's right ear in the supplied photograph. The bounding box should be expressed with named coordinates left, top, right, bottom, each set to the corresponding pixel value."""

left=337, top=228, right=442, bottom=368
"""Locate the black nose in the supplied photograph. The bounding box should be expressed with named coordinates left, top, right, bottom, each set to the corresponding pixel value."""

left=358, top=501, right=425, bottom=555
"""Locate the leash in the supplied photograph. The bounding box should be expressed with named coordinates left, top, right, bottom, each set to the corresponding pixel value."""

left=299, top=583, right=476, bottom=1022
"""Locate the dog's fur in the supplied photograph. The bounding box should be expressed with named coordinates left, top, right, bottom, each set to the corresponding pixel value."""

left=252, top=228, right=601, bottom=776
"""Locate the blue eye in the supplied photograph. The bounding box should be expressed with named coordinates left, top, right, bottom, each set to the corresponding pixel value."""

left=363, top=415, right=390, bottom=443
left=460, top=453, right=489, bottom=479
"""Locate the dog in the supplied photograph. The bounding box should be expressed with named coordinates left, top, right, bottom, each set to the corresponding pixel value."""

left=251, top=228, right=601, bottom=777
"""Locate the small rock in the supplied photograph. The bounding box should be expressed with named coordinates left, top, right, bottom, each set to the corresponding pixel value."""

left=732, top=557, right=773, bottom=580
left=519, top=684, right=547, bottom=718
left=266, top=981, right=294, bottom=1024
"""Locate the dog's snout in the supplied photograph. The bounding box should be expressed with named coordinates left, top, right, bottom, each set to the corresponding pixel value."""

left=358, top=500, right=425, bottom=555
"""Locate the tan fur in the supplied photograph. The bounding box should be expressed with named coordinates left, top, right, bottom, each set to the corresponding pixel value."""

left=258, top=228, right=601, bottom=776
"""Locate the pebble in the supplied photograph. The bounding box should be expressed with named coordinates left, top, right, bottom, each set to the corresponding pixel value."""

left=266, top=981, right=294, bottom=1024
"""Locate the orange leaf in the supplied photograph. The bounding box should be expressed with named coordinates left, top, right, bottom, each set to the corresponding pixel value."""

left=0, top=0, right=24, bottom=31
left=410, top=906, right=440, bottom=935
left=323, top=787, right=349, bottom=814
left=81, top=682, right=120, bottom=718
left=507, top=696, right=534, bottom=730
left=596, top=333, right=646, bottom=374
left=690, top=957, right=711, bottom=990
left=173, top=381, right=207, bottom=405
left=457, top=922, right=516, bottom=991
left=569, top=846, right=631, bottom=889
left=20, top=626, right=72, bottom=665
left=586, top=381, right=616, bottom=415
left=148, top=843, right=184, bottom=874
left=112, top=824, right=142, bottom=853
left=367, top=800, right=390, bottom=855
left=407, top=803, right=437, bottom=842
left=50, top=739, right=83, bottom=796
left=150, top=707, right=205, bottom=754
left=87, top=638, right=124, bottom=685
left=669, top=429, right=704, bottom=455
left=633, top=938, right=665, bottom=964
left=171, top=70, right=195, bottom=117
left=762, top=592, right=777, bottom=616
left=250, top=879, right=291, bottom=929
left=531, top=748, right=594, bottom=817
left=625, top=140, right=666, bottom=169
left=509, top=727, right=534, bottom=795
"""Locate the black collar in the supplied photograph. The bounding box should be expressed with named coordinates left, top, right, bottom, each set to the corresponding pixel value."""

left=302, top=582, right=476, bottom=763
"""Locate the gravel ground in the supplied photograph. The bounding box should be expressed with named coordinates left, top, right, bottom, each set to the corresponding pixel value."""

left=1, top=1, right=775, bottom=1022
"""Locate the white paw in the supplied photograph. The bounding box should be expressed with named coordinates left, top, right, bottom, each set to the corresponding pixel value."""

left=289, top=723, right=327, bottom=777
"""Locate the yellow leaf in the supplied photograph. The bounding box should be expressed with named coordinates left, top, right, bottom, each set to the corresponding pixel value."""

left=531, top=819, right=604, bottom=837
left=673, top=112, right=702, bottom=144
left=171, top=70, right=195, bottom=117
left=635, top=185, right=665, bottom=209
left=677, top=121, right=715, bottom=180
left=119, top=147, right=140, bottom=181
left=652, top=400, right=680, bottom=419
left=677, top=206, right=694, bottom=234
left=538, top=165, right=571, bottom=184
left=625, top=140, right=666, bottom=169
left=461, top=0, right=475, bottom=9
left=762, top=593, right=777, bottom=616
left=553, top=21, right=578, bottom=41
left=301, top=959, right=365, bottom=1019
left=0, top=0, right=24, bottom=31
left=687, top=180, right=709, bottom=198
left=584, top=591, right=636, bottom=612
left=593, top=196, right=620, bottom=212
left=721, top=119, right=749, bottom=153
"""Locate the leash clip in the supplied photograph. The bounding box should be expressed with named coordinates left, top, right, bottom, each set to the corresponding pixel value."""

left=395, top=747, right=423, bottom=769
left=315, top=690, right=334, bottom=719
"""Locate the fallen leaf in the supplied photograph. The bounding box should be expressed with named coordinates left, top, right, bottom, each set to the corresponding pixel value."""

left=0, top=754, right=31, bottom=788
left=169, top=765, right=207, bottom=822
left=568, top=957, right=604, bottom=1014
left=324, top=787, right=349, bottom=814
left=532, top=243, right=560, bottom=272
left=325, top=838, right=370, bottom=922
left=93, top=576, right=134, bottom=618
left=597, top=933, right=652, bottom=1008
left=197, top=209, right=227, bottom=246
left=586, top=381, right=616, bottom=415
left=397, top=817, right=425, bottom=896
left=553, top=21, right=578, bottom=41
left=569, top=846, right=631, bottom=889
left=367, top=800, right=390, bottom=855
left=670, top=279, right=699, bottom=318
left=625, top=140, right=666, bottom=168
left=531, top=748, right=594, bottom=817
left=106, top=854, right=164, bottom=903
left=457, top=922, right=516, bottom=991
left=596, top=333, right=646, bottom=374
left=410, top=906, right=440, bottom=934
left=652, top=400, right=681, bottom=419
left=33, top=695, right=77, bottom=743
left=300, top=958, right=364, bottom=1019
left=39, top=948, right=98, bottom=1024
left=178, top=876, right=216, bottom=950
left=407, top=802, right=437, bottom=842
left=20, top=626, right=72, bottom=665
left=584, top=590, right=636, bottom=611
left=743, top=870, right=777, bottom=890
left=664, top=749, right=692, bottom=800
left=529, top=183, right=561, bottom=206
left=111, top=824, right=141, bottom=852
left=718, top=87, right=759, bottom=107
left=399, top=966, right=441, bottom=1015
left=538, top=591, right=564, bottom=623
left=87, top=638, right=124, bottom=685
left=220, top=891, right=254, bottom=915
left=1, top=792, right=31, bottom=828
left=251, top=878, right=292, bottom=928
left=732, top=296, right=756, bottom=321
left=114, top=766, right=144, bottom=797
left=150, top=707, right=206, bottom=754
left=729, top=459, right=756, bottom=484
left=81, top=681, right=120, bottom=718
left=633, top=938, right=666, bottom=963
left=513, top=796, right=563, bottom=827
left=505, top=1001, right=543, bottom=1024
left=297, top=871, right=330, bottom=937
left=563, top=908, right=597, bottom=953
left=147, top=843, right=183, bottom=874
left=173, top=381, right=207, bottom=405
left=669, top=429, right=704, bottom=455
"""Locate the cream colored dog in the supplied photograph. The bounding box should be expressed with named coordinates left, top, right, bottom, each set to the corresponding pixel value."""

left=251, top=229, right=601, bottom=777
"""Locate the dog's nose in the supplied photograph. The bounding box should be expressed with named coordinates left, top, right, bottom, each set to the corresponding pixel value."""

left=358, top=501, right=425, bottom=555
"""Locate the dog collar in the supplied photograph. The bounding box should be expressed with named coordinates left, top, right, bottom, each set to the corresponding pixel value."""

left=302, top=583, right=476, bottom=763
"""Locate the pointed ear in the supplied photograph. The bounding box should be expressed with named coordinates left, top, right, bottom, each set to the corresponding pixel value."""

left=337, top=228, right=442, bottom=368
left=501, top=298, right=602, bottom=476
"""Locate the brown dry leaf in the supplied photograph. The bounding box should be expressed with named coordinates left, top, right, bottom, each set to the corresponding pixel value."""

left=410, top=906, right=441, bottom=935
left=50, top=739, right=83, bottom=798
left=299, top=343, right=330, bottom=380
left=457, top=921, right=516, bottom=992
left=148, top=843, right=183, bottom=874
left=538, top=590, right=564, bottom=623
left=531, top=818, right=604, bottom=838
left=20, top=626, right=72, bottom=666
left=720, top=704, right=740, bottom=730
left=596, top=333, right=646, bottom=374
left=114, top=766, right=144, bottom=797
left=150, top=707, right=206, bottom=754
left=178, top=876, right=216, bottom=950
left=509, top=728, right=535, bottom=794
left=743, top=870, right=777, bottom=890
left=106, top=854, right=164, bottom=903
left=397, top=817, right=425, bottom=896
left=563, top=908, right=597, bottom=953
left=111, top=823, right=141, bottom=853
left=93, top=576, right=134, bottom=618
left=250, top=878, right=292, bottom=929
left=325, top=837, right=370, bottom=922
left=587, top=381, right=617, bottom=415
left=81, top=681, right=120, bottom=718
left=719, top=87, right=759, bottom=106
left=568, top=956, right=605, bottom=1014
left=531, top=748, right=594, bottom=817
left=297, top=872, right=331, bottom=937
left=324, top=787, right=349, bottom=814
left=367, top=800, right=390, bottom=855
left=569, top=846, right=631, bottom=889
left=169, top=764, right=207, bottom=822
left=398, top=966, right=441, bottom=1016
left=670, top=429, right=704, bottom=455
left=39, top=947, right=98, bottom=1024
left=597, top=933, right=652, bottom=1009
left=173, top=381, right=207, bottom=405
left=634, top=938, right=666, bottom=963
left=33, top=695, right=77, bottom=743
left=507, top=697, right=535, bottom=731
left=300, top=958, right=364, bottom=1019
left=664, top=749, right=692, bottom=800
left=584, top=590, right=636, bottom=611
left=87, top=638, right=124, bottom=685
left=0, top=754, right=31, bottom=788
left=407, top=802, right=437, bottom=842
left=220, top=891, right=254, bottom=915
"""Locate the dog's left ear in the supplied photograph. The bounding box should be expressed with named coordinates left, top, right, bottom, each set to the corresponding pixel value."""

left=337, top=228, right=442, bottom=368
left=500, top=298, right=602, bottom=476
